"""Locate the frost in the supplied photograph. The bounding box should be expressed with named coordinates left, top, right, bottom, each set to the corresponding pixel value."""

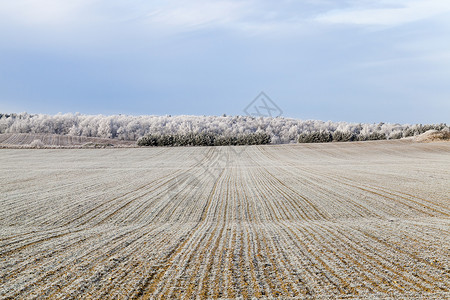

left=0, top=113, right=447, bottom=144
left=29, top=139, right=44, bottom=148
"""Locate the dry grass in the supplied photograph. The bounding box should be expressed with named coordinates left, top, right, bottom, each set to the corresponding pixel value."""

left=414, top=130, right=450, bottom=142
left=0, top=140, right=449, bottom=299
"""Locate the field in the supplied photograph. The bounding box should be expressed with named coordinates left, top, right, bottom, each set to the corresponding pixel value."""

left=1, top=140, right=449, bottom=299
left=0, top=133, right=135, bottom=148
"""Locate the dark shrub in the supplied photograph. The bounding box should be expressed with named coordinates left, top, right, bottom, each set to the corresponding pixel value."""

left=137, top=132, right=271, bottom=147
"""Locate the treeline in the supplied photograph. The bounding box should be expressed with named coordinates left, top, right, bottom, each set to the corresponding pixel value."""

left=297, top=124, right=448, bottom=143
left=137, top=132, right=271, bottom=146
left=1, top=112, right=448, bottom=144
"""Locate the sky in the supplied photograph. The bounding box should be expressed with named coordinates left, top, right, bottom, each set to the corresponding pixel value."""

left=0, top=0, right=449, bottom=124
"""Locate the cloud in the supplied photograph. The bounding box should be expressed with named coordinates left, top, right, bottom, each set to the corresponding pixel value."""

left=143, top=1, right=247, bottom=30
left=0, top=0, right=94, bottom=26
left=0, top=0, right=318, bottom=37
left=2, top=0, right=450, bottom=35
left=0, top=0, right=253, bottom=30
left=315, top=0, right=450, bottom=26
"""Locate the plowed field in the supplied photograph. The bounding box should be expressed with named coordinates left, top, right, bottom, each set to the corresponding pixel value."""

left=1, top=140, right=449, bottom=299
left=0, top=133, right=135, bottom=148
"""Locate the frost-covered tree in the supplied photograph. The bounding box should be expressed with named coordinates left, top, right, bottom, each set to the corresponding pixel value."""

left=0, top=112, right=447, bottom=145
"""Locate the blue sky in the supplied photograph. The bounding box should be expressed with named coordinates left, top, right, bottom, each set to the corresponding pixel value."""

left=0, top=0, right=449, bottom=123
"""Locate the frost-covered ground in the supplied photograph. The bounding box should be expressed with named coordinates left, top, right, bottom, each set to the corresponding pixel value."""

left=0, top=133, right=135, bottom=148
left=0, top=140, right=449, bottom=299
